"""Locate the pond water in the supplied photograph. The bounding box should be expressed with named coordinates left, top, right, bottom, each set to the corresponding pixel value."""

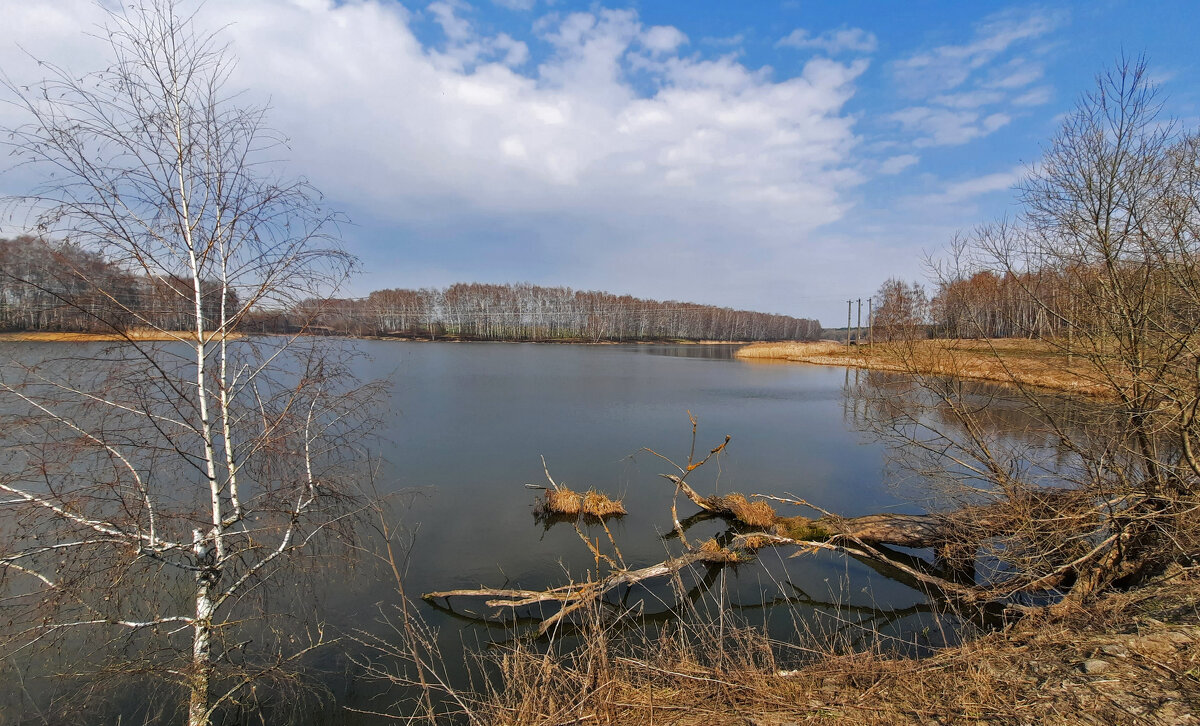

left=356, top=341, right=915, bottom=595
left=323, top=342, right=955, bottom=716
left=2, top=340, right=1000, bottom=722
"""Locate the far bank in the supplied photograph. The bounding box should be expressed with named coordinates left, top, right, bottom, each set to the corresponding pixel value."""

left=736, top=339, right=1111, bottom=397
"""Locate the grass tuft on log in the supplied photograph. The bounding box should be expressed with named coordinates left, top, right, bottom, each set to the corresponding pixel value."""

left=536, top=486, right=627, bottom=518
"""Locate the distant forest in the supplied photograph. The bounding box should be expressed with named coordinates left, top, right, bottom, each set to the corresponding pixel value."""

left=0, top=236, right=821, bottom=342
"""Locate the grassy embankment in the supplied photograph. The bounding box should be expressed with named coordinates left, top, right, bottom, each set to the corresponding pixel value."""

left=0, top=330, right=245, bottom=342
left=737, top=339, right=1111, bottom=397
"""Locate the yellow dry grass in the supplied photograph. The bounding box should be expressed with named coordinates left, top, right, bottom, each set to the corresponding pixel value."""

left=736, top=339, right=1111, bottom=397
left=717, top=493, right=778, bottom=527
left=480, top=569, right=1200, bottom=726
left=0, top=329, right=246, bottom=343
left=539, top=486, right=626, bottom=518
left=697, top=537, right=741, bottom=562
left=542, top=488, right=584, bottom=515
left=583, top=490, right=627, bottom=517
left=773, top=515, right=832, bottom=541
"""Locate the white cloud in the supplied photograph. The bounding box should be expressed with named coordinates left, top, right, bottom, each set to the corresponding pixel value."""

left=641, top=25, right=688, bottom=55
left=890, top=107, right=1011, bottom=147
left=886, top=9, right=1060, bottom=150
left=908, top=168, right=1024, bottom=208
left=940, top=169, right=1022, bottom=202
left=930, top=89, right=1005, bottom=109
left=777, top=26, right=877, bottom=54
left=891, top=9, right=1058, bottom=97
left=426, top=0, right=530, bottom=69
left=985, top=59, right=1044, bottom=89
left=1012, top=86, right=1053, bottom=106
left=879, top=154, right=919, bottom=175
left=0, top=0, right=868, bottom=317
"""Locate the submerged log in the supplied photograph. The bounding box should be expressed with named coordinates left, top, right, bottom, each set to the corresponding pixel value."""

left=662, top=473, right=1084, bottom=555
left=662, top=473, right=962, bottom=549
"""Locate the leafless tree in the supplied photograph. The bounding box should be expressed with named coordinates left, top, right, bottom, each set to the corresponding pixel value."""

left=871, top=278, right=929, bottom=342
left=864, top=56, right=1200, bottom=608
left=0, top=2, right=369, bottom=724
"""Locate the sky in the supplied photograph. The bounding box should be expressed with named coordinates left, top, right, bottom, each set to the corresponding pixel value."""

left=0, top=1, right=1197, bottom=326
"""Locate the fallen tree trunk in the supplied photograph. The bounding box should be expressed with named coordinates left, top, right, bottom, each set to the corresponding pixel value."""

left=424, top=545, right=741, bottom=635
left=663, top=473, right=965, bottom=549
left=662, top=474, right=1084, bottom=556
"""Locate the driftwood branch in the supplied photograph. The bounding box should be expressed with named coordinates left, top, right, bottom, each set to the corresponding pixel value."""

left=424, top=548, right=740, bottom=635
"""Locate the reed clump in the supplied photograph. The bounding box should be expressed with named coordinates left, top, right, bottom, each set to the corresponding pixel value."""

left=583, top=490, right=627, bottom=517
left=709, top=493, right=777, bottom=527
left=538, top=486, right=626, bottom=518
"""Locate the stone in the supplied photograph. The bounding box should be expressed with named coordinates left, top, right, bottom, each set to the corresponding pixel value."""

left=1079, top=659, right=1111, bottom=674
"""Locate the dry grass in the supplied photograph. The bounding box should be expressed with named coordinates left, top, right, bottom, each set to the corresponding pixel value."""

left=697, top=538, right=742, bottom=562
left=583, top=490, right=627, bottom=517
left=0, top=329, right=246, bottom=342
left=474, top=569, right=1200, bottom=725
left=737, top=339, right=1112, bottom=397
left=773, top=515, right=832, bottom=541
left=540, top=488, right=584, bottom=515
left=537, top=486, right=626, bottom=518
left=710, top=493, right=778, bottom=527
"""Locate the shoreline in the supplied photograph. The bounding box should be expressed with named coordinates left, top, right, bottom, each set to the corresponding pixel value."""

left=0, top=330, right=246, bottom=343
left=525, top=570, right=1200, bottom=725
left=0, top=331, right=757, bottom=346
left=736, top=339, right=1111, bottom=397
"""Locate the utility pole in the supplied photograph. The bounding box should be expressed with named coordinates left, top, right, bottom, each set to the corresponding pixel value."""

left=856, top=298, right=862, bottom=346
left=868, top=298, right=873, bottom=347
left=846, top=300, right=853, bottom=345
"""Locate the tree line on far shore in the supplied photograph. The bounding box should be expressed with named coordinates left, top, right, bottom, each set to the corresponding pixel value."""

left=869, top=262, right=1179, bottom=343
left=0, top=236, right=821, bottom=342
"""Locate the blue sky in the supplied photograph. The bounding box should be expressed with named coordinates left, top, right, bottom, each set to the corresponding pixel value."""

left=1, top=0, right=1197, bottom=325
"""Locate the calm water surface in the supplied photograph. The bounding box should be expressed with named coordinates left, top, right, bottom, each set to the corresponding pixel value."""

left=3, top=340, right=960, bottom=721
left=322, top=342, right=947, bottom=713
left=358, top=342, right=912, bottom=597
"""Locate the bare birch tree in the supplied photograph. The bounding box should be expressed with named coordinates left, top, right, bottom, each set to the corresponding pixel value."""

left=0, top=2, right=368, bottom=723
